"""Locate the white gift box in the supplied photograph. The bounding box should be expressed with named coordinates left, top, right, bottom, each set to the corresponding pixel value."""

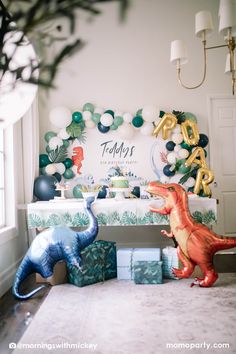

left=117, top=248, right=161, bottom=280
left=162, top=246, right=181, bottom=279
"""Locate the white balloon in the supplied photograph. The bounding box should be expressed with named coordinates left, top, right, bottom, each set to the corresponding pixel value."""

left=55, top=163, right=66, bottom=175
left=100, top=113, right=114, bottom=127
left=160, top=175, right=170, bottom=184
left=45, top=164, right=57, bottom=175
left=58, top=128, right=70, bottom=140
left=94, top=107, right=104, bottom=114
left=123, top=112, right=133, bottom=123
left=185, top=177, right=196, bottom=188
left=140, top=122, right=154, bottom=136
left=49, top=106, right=72, bottom=128
left=167, top=152, right=177, bottom=164
left=83, top=110, right=92, bottom=121
left=173, top=124, right=181, bottom=133
left=174, top=144, right=181, bottom=153
left=85, top=119, right=96, bottom=129
left=178, top=148, right=189, bottom=159
left=142, top=105, right=159, bottom=122
left=118, top=123, right=134, bottom=140
left=172, top=133, right=183, bottom=145
left=48, top=136, right=63, bottom=150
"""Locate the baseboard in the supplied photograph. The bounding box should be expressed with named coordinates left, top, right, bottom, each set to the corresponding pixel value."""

left=0, top=258, right=22, bottom=298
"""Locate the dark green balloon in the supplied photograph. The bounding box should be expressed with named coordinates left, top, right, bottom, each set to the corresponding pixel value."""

left=44, top=131, right=56, bottom=143
left=63, top=158, right=73, bottom=168
left=72, top=111, right=83, bottom=123
left=63, top=168, right=74, bottom=179
left=181, top=142, right=192, bottom=151
left=39, top=154, right=50, bottom=168
left=132, top=115, right=144, bottom=128
left=63, top=140, right=70, bottom=148
left=104, top=109, right=114, bottom=117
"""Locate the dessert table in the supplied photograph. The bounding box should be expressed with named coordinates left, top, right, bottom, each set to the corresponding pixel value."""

left=27, top=196, right=217, bottom=229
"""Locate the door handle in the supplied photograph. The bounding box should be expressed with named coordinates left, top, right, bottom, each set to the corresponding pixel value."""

left=213, top=181, right=218, bottom=187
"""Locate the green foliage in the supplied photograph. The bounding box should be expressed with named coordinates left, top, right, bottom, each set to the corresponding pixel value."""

left=48, top=145, right=68, bottom=163
left=66, top=121, right=83, bottom=138
left=0, top=0, right=130, bottom=89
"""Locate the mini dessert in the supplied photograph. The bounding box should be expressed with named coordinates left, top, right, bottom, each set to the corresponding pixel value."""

left=110, top=176, right=129, bottom=188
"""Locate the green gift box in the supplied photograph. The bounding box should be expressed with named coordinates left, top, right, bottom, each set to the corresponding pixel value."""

left=133, top=260, right=163, bottom=284
left=68, top=240, right=117, bottom=287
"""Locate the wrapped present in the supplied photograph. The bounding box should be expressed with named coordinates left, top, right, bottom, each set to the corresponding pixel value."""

left=134, top=261, right=163, bottom=284
left=162, top=246, right=182, bottom=279
left=68, top=240, right=117, bottom=287
left=117, top=248, right=161, bottom=280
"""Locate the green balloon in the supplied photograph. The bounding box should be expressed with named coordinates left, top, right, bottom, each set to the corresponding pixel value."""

left=110, top=124, right=118, bottom=130
left=63, top=168, right=74, bottom=179
left=178, top=161, right=191, bottom=174
left=132, top=115, right=144, bottom=128
left=136, top=108, right=143, bottom=115
left=83, top=102, right=94, bottom=113
left=73, top=185, right=83, bottom=198
left=104, top=109, right=114, bottom=117
left=63, top=158, right=73, bottom=168
left=91, top=113, right=101, bottom=124
left=39, top=154, right=50, bottom=168
left=63, top=140, right=70, bottom=148
left=72, top=111, right=83, bottom=123
left=182, top=112, right=197, bottom=123
left=113, top=116, right=123, bottom=126
left=180, top=142, right=192, bottom=151
left=44, top=131, right=56, bottom=143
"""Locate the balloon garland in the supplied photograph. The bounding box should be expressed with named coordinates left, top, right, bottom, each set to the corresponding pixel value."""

left=153, top=110, right=214, bottom=196
left=38, top=104, right=213, bottom=197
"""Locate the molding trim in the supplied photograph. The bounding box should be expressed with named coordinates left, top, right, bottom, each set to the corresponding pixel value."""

left=0, top=257, right=22, bottom=297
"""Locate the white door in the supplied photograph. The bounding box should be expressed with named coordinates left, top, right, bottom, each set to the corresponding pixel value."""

left=208, top=96, right=236, bottom=237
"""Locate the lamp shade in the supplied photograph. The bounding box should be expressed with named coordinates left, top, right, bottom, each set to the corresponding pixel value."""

left=195, top=11, right=214, bottom=38
left=170, top=40, right=188, bottom=65
left=225, top=52, right=236, bottom=73
left=219, top=0, right=236, bottom=36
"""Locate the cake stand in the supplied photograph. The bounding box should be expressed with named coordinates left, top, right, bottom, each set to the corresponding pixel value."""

left=110, top=188, right=131, bottom=200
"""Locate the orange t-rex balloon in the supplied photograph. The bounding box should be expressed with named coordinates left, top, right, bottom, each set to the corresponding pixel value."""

left=147, top=181, right=236, bottom=287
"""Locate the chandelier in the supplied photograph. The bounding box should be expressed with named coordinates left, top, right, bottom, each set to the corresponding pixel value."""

left=170, top=0, right=236, bottom=95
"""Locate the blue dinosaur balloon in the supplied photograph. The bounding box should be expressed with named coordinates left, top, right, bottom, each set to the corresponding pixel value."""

left=12, top=196, right=98, bottom=300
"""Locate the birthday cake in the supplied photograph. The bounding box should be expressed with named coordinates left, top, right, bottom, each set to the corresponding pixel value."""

left=110, top=176, right=129, bottom=188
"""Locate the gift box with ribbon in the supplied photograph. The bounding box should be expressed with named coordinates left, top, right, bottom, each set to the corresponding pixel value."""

left=117, top=248, right=161, bottom=280
left=134, top=260, right=163, bottom=284
left=68, top=240, right=117, bottom=287
left=162, top=246, right=182, bottom=279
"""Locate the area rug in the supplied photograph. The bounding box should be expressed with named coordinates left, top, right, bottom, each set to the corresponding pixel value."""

left=12, top=274, right=236, bottom=354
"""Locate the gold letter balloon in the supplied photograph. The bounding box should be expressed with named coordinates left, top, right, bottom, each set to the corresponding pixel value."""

left=153, top=113, right=177, bottom=140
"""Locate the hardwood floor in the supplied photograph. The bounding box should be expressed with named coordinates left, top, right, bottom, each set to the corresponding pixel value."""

left=0, top=276, right=50, bottom=354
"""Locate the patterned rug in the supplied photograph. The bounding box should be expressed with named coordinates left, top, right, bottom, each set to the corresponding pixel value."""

left=12, top=275, right=236, bottom=354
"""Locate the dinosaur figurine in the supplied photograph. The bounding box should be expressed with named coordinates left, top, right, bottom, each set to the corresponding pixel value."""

left=147, top=181, right=236, bottom=287
left=12, top=196, right=98, bottom=300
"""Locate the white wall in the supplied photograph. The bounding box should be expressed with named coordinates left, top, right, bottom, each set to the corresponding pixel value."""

left=38, top=0, right=229, bottom=247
